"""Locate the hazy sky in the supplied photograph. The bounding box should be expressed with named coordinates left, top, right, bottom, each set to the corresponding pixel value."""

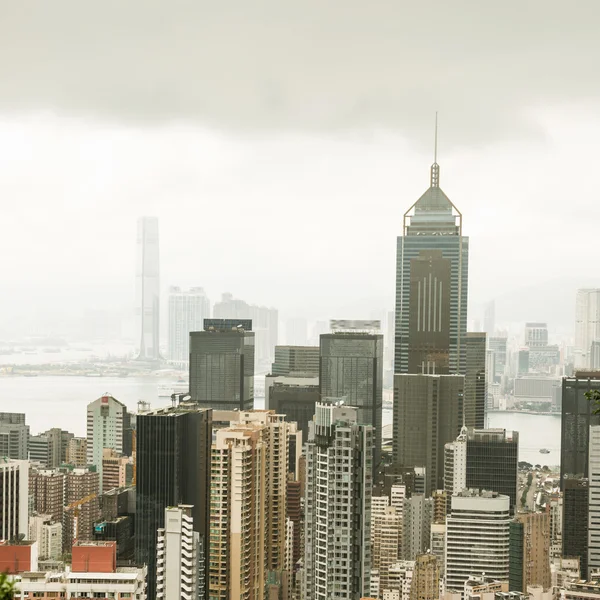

left=1, top=1, right=599, bottom=335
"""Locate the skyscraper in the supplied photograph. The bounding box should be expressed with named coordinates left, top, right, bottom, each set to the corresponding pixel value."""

left=466, top=428, right=519, bottom=513
left=320, top=327, right=383, bottom=467
left=303, top=402, right=373, bottom=599
left=443, top=425, right=468, bottom=506
left=445, top=490, right=511, bottom=591
left=394, top=157, right=469, bottom=375
left=589, top=425, right=600, bottom=572
left=465, top=332, right=486, bottom=429
left=575, top=290, right=600, bottom=368
left=393, top=373, right=464, bottom=494
left=0, top=413, right=29, bottom=460
left=562, top=476, right=589, bottom=580
left=86, top=395, right=129, bottom=492
left=561, top=372, right=600, bottom=484
left=136, top=405, right=212, bottom=600
left=0, top=459, right=29, bottom=541
left=136, top=216, right=160, bottom=361
left=189, top=319, right=255, bottom=410
left=168, top=286, right=210, bottom=365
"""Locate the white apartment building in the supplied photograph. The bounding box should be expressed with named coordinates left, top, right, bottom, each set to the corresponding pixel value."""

left=303, top=402, right=373, bottom=600
left=445, top=490, right=511, bottom=591
left=156, top=505, right=200, bottom=600
left=28, top=515, right=62, bottom=560
left=86, top=394, right=127, bottom=491
left=391, top=483, right=407, bottom=518
left=0, top=458, right=29, bottom=540
left=168, top=286, right=210, bottom=365
left=444, top=426, right=468, bottom=504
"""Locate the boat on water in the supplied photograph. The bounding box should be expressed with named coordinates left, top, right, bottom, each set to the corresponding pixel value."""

left=539, top=448, right=550, bottom=454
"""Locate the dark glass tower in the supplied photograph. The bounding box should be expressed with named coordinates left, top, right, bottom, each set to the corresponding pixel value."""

left=135, top=406, right=212, bottom=600
left=320, top=331, right=383, bottom=468
left=189, top=319, right=255, bottom=410
left=394, top=160, right=469, bottom=375
left=561, top=372, right=600, bottom=485
left=563, top=476, right=589, bottom=579
left=466, top=428, right=519, bottom=513
left=267, top=380, right=319, bottom=442
left=465, top=332, right=487, bottom=429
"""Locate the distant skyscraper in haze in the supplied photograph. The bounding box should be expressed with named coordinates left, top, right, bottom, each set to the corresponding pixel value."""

left=168, top=287, right=210, bottom=365
left=394, top=154, right=469, bottom=375
left=320, top=324, right=383, bottom=467
left=484, top=300, right=495, bottom=335
left=136, top=216, right=160, bottom=361
left=189, top=319, right=255, bottom=410
left=286, top=317, right=308, bottom=346
left=576, top=289, right=600, bottom=368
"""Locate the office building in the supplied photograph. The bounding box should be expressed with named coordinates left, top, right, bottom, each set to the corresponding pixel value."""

left=272, top=345, right=319, bottom=376
left=265, top=375, right=318, bottom=441
left=394, top=157, right=469, bottom=375
left=525, top=323, right=549, bottom=347
left=136, top=215, right=160, bottom=361
left=136, top=404, right=212, bottom=600
left=488, top=337, right=507, bottom=383
left=0, top=412, right=29, bottom=460
left=320, top=327, right=383, bottom=467
left=484, top=300, right=495, bottom=336
left=304, top=402, right=373, bottom=599
left=466, top=428, right=519, bottom=513
left=590, top=425, right=600, bottom=571
left=168, top=286, right=210, bottom=364
left=563, top=476, right=589, bottom=580
left=213, top=292, right=278, bottom=367
left=0, top=459, right=29, bottom=541
left=444, top=426, right=468, bottom=508
left=157, top=505, right=201, bottom=600
left=87, top=395, right=129, bottom=491
left=445, top=490, right=511, bottom=591
left=410, top=553, right=439, bottom=600
left=402, top=495, right=433, bottom=561
left=28, top=515, right=62, bottom=560
left=28, top=435, right=51, bottom=467
left=63, top=468, right=100, bottom=551
left=393, top=373, right=464, bottom=494
left=30, top=469, right=65, bottom=523
left=561, top=373, right=600, bottom=483
left=66, top=437, right=88, bottom=468
left=189, top=319, right=255, bottom=410
left=509, top=512, right=551, bottom=592
left=465, top=332, right=486, bottom=429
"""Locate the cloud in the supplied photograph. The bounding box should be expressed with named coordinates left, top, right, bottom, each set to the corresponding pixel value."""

left=1, top=0, right=599, bottom=145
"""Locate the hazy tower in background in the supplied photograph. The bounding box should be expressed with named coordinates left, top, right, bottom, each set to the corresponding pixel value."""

left=136, top=216, right=160, bottom=361
left=394, top=127, right=469, bottom=375
left=575, top=289, right=600, bottom=368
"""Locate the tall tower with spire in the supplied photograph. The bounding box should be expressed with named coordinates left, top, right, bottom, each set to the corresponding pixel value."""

left=394, top=125, right=469, bottom=375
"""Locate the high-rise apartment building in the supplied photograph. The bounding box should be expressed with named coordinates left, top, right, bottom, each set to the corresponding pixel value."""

left=430, top=523, right=446, bottom=576
left=189, top=319, right=255, bottom=410
left=402, top=495, right=433, bottom=561
left=466, top=428, right=519, bottom=513
left=443, top=426, right=468, bottom=507
left=0, top=459, right=29, bottom=541
left=30, top=469, right=65, bottom=523
left=465, top=332, right=486, bottom=429
left=575, top=290, right=600, bottom=368
left=304, top=402, right=373, bottom=599
left=66, top=437, right=88, bottom=468
left=563, top=476, right=589, bottom=580
left=372, top=506, right=403, bottom=589
left=589, top=425, right=600, bottom=572
left=28, top=515, right=62, bottom=561
left=0, top=413, right=29, bottom=460
left=394, top=159, right=469, bottom=376
left=272, top=345, right=319, bottom=376
left=28, top=435, right=51, bottom=466
left=410, top=553, right=439, bottom=600
left=157, top=505, right=201, bottom=600
left=136, top=404, right=212, bottom=600
left=63, top=469, right=100, bottom=550
left=393, top=373, right=464, bottom=494
left=136, top=216, right=160, bottom=361
left=168, top=286, right=210, bottom=364
left=102, top=448, right=129, bottom=491
left=213, top=292, right=278, bottom=367
left=561, top=373, right=600, bottom=484
left=87, top=395, right=129, bottom=491
left=320, top=329, right=383, bottom=467
left=445, top=490, right=511, bottom=591
left=39, top=428, right=74, bottom=468
left=509, top=512, right=551, bottom=592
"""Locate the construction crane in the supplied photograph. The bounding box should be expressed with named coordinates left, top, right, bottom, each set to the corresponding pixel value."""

left=65, top=493, right=97, bottom=542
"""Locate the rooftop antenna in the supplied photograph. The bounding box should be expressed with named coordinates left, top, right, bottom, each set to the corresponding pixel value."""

left=430, top=112, right=440, bottom=188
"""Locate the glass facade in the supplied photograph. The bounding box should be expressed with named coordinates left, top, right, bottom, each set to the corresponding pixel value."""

left=563, top=477, right=589, bottom=579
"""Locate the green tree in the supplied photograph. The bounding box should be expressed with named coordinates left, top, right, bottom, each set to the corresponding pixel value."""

left=0, top=573, right=16, bottom=600
left=586, top=389, right=600, bottom=414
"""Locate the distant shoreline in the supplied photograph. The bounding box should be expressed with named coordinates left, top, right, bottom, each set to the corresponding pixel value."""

left=488, top=409, right=560, bottom=416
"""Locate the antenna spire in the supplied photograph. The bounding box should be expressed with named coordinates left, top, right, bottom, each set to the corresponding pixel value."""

left=430, top=112, right=440, bottom=188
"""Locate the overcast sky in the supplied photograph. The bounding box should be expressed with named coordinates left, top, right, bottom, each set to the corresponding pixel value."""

left=1, top=0, right=599, bottom=336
